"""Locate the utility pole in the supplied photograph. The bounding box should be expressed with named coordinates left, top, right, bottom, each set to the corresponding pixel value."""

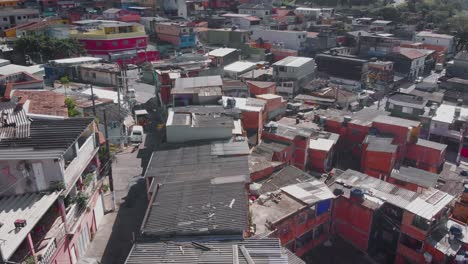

left=103, top=109, right=116, bottom=211
left=90, top=84, right=96, bottom=117
left=117, top=68, right=124, bottom=147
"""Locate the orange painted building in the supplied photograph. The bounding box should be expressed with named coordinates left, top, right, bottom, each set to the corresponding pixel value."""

left=405, top=139, right=446, bottom=173
left=361, top=136, right=397, bottom=179
left=247, top=81, right=276, bottom=96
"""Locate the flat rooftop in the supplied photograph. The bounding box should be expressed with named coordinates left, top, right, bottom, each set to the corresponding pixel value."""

left=387, top=92, right=427, bottom=108
left=373, top=115, right=420, bottom=128
left=364, top=135, right=397, bottom=153
left=391, top=166, right=439, bottom=188
left=251, top=191, right=304, bottom=235
left=273, top=56, right=313, bottom=67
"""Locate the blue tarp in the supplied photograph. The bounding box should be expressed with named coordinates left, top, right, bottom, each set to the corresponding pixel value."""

left=316, top=199, right=331, bottom=216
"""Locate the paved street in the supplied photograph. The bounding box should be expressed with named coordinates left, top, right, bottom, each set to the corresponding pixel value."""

left=84, top=133, right=155, bottom=264
left=126, top=69, right=156, bottom=104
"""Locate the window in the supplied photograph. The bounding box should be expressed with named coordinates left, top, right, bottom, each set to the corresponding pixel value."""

left=96, top=41, right=102, bottom=47
left=402, top=106, right=413, bottom=114
left=400, top=233, right=423, bottom=251
left=123, top=40, right=129, bottom=45
left=278, top=66, right=286, bottom=72
left=412, top=215, right=430, bottom=231
left=17, top=16, right=21, bottom=20
left=3, top=18, right=6, bottom=21
left=112, top=41, right=118, bottom=46
left=92, top=73, right=96, bottom=79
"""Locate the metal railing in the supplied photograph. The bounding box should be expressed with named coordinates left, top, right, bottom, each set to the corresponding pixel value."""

left=64, top=135, right=97, bottom=188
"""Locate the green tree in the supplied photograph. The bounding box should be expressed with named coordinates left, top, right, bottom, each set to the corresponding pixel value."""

left=378, top=6, right=401, bottom=22
left=14, top=35, right=86, bottom=63
left=65, top=97, right=81, bottom=117
left=441, top=15, right=468, bottom=51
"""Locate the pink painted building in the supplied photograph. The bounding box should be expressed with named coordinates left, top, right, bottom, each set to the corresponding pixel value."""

left=71, top=20, right=158, bottom=64
left=0, top=109, right=107, bottom=264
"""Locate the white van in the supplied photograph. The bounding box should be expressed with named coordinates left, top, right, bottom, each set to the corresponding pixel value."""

left=130, top=125, right=144, bottom=144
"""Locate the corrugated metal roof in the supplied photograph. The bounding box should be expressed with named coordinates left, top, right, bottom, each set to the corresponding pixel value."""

left=281, top=180, right=335, bottom=205
left=265, top=121, right=315, bottom=140
left=0, top=191, right=60, bottom=261
left=126, top=238, right=296, bottom=264
left=391, top=166, right=439, bottom=188
left=335, top=169, right=418, bottom=209
left=0, top=103, right=30, bottom=140
left=334, top=169, right=453, bottom=220
left=273, top=56, right=313, bottom=67
left=211, top=140, right=250, bottom=156
left=405, top=188, right=454, bottom=220
left=145, top=143, right=250, bottom=184
left=174, top=75, right=223, bottom=90
left=141, top=179, right=248, bottom=238
left=0, top=117, right=93, bottom=153
left=224, top=61, right=256, bottom=73
left=208, top=47, right=237, bottom=57
left=259, top=166, right=314, bottom=194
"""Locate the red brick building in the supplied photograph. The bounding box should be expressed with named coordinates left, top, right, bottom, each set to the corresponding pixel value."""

left=405, top=139, right=447, bottom=173
left=361, top=136, right=397, bottom=178
left=330, top=169, right=456, bottom=264
left=251, top=180, right=335, bottom=257
left=247, top=81, right=277, bottom=96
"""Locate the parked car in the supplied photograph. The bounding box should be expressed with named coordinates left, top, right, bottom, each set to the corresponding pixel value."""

left=415, top=76, right=424, bottom=83
left=130, top=125, right=144, bottom=144
left=127, top=64, right=138, bottom=70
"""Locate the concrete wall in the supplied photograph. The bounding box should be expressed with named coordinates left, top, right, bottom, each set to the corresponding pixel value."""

left=251, top=30, right=306, bottom=50
left=166, top=126, right=232, bottom=143
left=0, top=159, right=63, bottom=195
left=79, top=68, right=119, bottom=87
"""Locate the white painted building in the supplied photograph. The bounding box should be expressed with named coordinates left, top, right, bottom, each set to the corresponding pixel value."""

left=221, top=13, right=261, bottom=30
left=238, top=3, right=272, bottom=17
left=415, top=31, right=455, bottom=55
left=272, top=56, right=315, bottom=96
left=223, top=61, right=257, bottom=79
left=251, top=29, right=307, bottom=51
left=166, top=106, right=239, bottom=143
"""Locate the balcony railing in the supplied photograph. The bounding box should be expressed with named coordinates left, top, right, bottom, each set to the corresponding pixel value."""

left=64, top=135, right=98, bottom=189
left=37, top=222, right=66, bottom=264
left=38, top=238, right=57, bottom=264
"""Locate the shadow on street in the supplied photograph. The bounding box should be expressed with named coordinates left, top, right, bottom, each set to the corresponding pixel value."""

left=100, top=178, right=148, bottom=264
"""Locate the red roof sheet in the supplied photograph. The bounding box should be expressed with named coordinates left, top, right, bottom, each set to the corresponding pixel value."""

left=13, top=90, right=68, bottom=117
left=399, top=48, right=426, bottom=60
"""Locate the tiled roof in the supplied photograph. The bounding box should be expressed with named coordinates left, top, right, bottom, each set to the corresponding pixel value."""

left=13, top=90, right=68, bottom=117
left=399, top=48, right=427, bottom=60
